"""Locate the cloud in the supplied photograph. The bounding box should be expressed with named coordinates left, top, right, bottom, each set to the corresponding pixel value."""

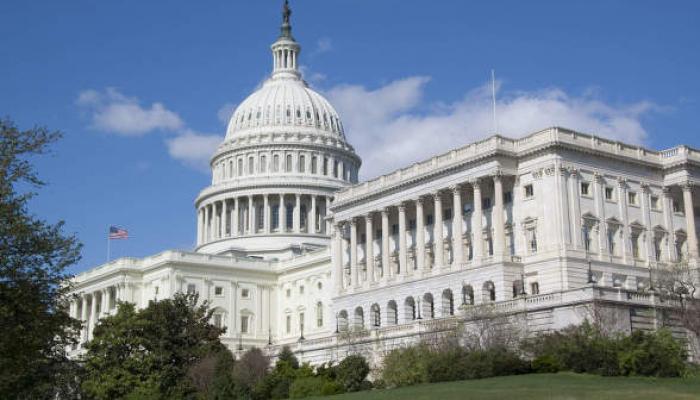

left=217, top=102, right=237, bottom=126
left=325, top=77, right=657, bottom=179
left=314, top=37, right=333, bottom=54
left=77, top=88, right=183, bottom=135
left=165, top=130, right=223, bottom=171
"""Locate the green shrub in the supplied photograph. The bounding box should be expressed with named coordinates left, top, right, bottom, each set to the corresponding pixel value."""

left=532, top=354, right=561, bottom=373
left=425, top=347, right=467, bottom=383
left=336, top=354, right=370, bottom=392
left=618, top=329, right=687, bottom=377
left=381, top=347, right=429, bottom=388
left=288, top=376, right=343, bottom=399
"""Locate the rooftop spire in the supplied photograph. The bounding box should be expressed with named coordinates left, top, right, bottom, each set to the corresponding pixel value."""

left=280, top=0, right=293, bottom=39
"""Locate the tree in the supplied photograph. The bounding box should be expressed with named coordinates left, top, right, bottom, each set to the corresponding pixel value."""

left=80, top=293, right=226, bottom=399
left=0, top=118, right=82, bottom=399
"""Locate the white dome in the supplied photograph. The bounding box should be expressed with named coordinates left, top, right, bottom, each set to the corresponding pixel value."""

left=225, top=76, right=345, bottom=141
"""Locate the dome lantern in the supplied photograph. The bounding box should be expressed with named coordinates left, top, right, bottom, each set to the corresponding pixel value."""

left=271, top=0, right=301, bottom=79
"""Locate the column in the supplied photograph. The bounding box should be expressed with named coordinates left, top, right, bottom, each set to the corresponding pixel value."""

left=398, top=204, right=408, bottom=277
left=472, top=180, right=484, bottom=262
left=594, top=173, right=608, bottom=259
left=310, top=195, right=317, bottom=234
left=264, top=194, right=270, bottom=234
left=89, top=293, right=97, bottom=340
left=683, top=183, right=698, bottom=258
left=223, top=200, right=230, bottom=237
left=618, top=179, right=630, bottom=263
left=416, top=198, right=426, bottom=271
left=197, top=208, right=203, bottom=245
left=219, top=201, right=225, bottom=239
left=248, top=195, right=254, bottom=234
left=569, top=169, right=582, bottom=248
left=325, top=196, right=333, bottom=234
left=232, top=197, right=239, bottom=237
left=229, top=282, right=238, bottom=336
left=493, top=175, right=505, bottom=257
left=365, top=213, right=375, bottom=284
left=641, top=184, right=654, bottom=263
left=204, top=205, right=210, bottom=242
left=350, top=219, right=358, bottom=287
left=433, top=193, right=444, bottom=268
left=280, top=194, right=287, bottom=232
left=294, top=194, right=301, bottom=233
left=452, top=186, right=463, bottom=265
left=662, top=187, right=675, bottom=261
left=101, top=288, right=109, bottom=317
left=333, top=223, right=344, bottom=291
left=558, top=167, right=572, bottom=247
left=381, top=208, right=391, bottom=279
left=81, top=295, right=89, bottom=343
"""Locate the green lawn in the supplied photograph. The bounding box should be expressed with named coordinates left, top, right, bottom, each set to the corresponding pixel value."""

left=314, top=373, right=700, bottom=400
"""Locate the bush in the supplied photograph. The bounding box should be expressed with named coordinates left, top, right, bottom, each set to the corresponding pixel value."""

left=425, top=347, right=468, bottom=383
left=336, top=354, right=370, bottom=392
left=381, top=347, right=429, bottom=388
left=531, top=354, right=561, bottom=373
left=618, top=329, right=687, bottom=377
left=289, top=376, right=343, bottom=399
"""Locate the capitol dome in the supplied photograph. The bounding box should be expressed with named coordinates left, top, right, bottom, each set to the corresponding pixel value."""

left=194, top=0, right=361, bottom=260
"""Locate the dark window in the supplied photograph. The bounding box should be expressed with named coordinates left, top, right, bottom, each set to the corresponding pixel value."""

left=391, top=224, right=399, bottom=235
left=426, top=215, right=434, bottom=225
left=444, top=209, right=452, bottom=220
left=482, top=198, right=492, bottom=209
left=504, top=191, right=513, bottom=203
left=524, top=184, right=534, bottom=198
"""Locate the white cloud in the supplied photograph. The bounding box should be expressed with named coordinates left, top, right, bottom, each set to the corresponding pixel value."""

left=77, top=88, right=183, bottom=135
left=217, top=102, right=237, bottom=126
left=314, top=37, right=333, bottom=54
left=165, top=130, right=223, bottom=171
left=325, top=77, right=656, bottom=179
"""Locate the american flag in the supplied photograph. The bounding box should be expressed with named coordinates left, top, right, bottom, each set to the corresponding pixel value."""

left=109, top=226, right=129, bottom=240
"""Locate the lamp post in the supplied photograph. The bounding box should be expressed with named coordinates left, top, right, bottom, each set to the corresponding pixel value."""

left=335, top=312, right=339, bottom=333
left=416, top=297, right=422, bottom=320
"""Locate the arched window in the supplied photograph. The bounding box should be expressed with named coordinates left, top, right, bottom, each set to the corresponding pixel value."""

left=333, top=160, right=339, bottom=178
left=311, top=156, right=318, bottom=174
left=404, top=297, right=416, bottom=322
left=483, top=281, right=496, bottom=302
left=370, top=304, right=381, bottom=327
left=387, top=300, right=398, bottom=325
left=316, top=302, right=323, bottom=328
left=299, top=155, right=306, bottom=173
left=353, top=307, right=364, bottom=330
left=228, top=160, right=233, bottom=178
left=441, top=289, right=454, bottom=316
left=422, top=293, right=434, bottom=319
left=338, top=310, right=348, bottom=332
left=260, top=155, right=267, bottom=173
left=286, top=154, right=293, bottom=172
left=237, top=159, right=243, bottom=176
left=323, top=157, right=328, bottom=175
left=273, top=154, right=280, bottom=172
left=248, top=156, right=254, bottom=174
left=462, top=284, right=474, bottom=305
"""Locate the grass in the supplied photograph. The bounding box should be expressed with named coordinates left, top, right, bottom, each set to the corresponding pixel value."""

left=313, top=373, right=700, bottom=400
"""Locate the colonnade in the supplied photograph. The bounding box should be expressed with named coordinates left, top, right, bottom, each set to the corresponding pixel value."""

left=198, top=193, right=333, bottom=245
left=333, top=175, right=513, bottom=292
left=69, top=283, right=128, bottom=346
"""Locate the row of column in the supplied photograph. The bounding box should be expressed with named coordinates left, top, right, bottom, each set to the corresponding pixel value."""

left=333, top=176, right=508, bottom=291
left=198, top=193, right=332, bottom=245
left=70, top=283, right=129, bottom=345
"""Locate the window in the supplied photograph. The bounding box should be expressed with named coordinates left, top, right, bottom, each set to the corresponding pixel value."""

left=299, top=285, right=304, bottom=294
left=311, top=156, right=318, bottom=173
left=300, top=205, right=307, bottom=228
left=426, top=215, right=434, bottom=225
left=286, top=154, right=293, bottom=172
left=272, top=205, right=280, bottom=229
left=260, top=155, right=267, bottom=173
left=628, top=192, right=637, bottom=205
left=605, top=187, right=614, bottom=201
left=154, top=286, right=160, bottom=296
left=360, top=233, right=366, bottom=243
left=213, top=314, right=223, bottom=328
left=528, top=229, right=538, bottom=254
left=580, top=182, right=590, bottom=196
left=286, top=315, right=291, bottom=333
left=409, top=219, right=416, bottom=230
left=317, top=282, right=322, bottom=290
left=240, top=316, right=249, bottom=333
left=482, top=198, right=492, bottom=209
left=651, top=196, right=660, bottom=210
left=286, top=204, right=294, bottom=228
left=215, top=286, right=223, bottom=296
left=673, top=200, right=681, bottom=213
left=323, top=157, right=328, bottom=175
left=286, top=289, right=291, bottom=298
left=273, top=154, right=280, bottom=172
left=524, top=184, right=534, bottom=198
left=248, top=156, right=254, bottom=174
left=241, top=289, right=250, bottom=298
left=391, top=224, right=399, bottom=235
left=530, top=282, right=540, bottom=295
left=316, top=302, right=323, bottom=327
left=257, top=205, right=264, bottom=229
left=504, top=191, right=513, bottom=203
left=187, top=284, right=196, bottom=295
left=299, top=155, right=306, bottom=172
left=237, top=159, right=243, bottom=176
left=631, top=233, right=640, bottom=258
left=299, top=312, right=305, bottom=333
left=444, top=209, right=452, bottom=220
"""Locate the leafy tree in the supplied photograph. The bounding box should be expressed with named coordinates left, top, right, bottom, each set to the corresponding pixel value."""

left=335, top=354, right=370, bottom=392
left=276, top=345, right=299, bottom=369
left=0, top=119, right=82, bottom=399
left=80, top=293, right=226, bottom=399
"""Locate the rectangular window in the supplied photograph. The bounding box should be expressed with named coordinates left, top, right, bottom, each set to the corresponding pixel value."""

left=426, top=215, right=434, bottom=225
left=580, top=182, right=590, bottom=196
left=628, top=191, right=637, bottom=205
left=444, top=209, right=452, bottom=220
left=299, top=285, right=304, bottom=294
left=299, top=312, right=305, bottom=332
left=530, top=282, right=540, bottom=295
left=241, top=288, right=250, bottom=298
left=257, top=205, right=264, bottom=229
left=391, top=224, right=399, bottom=235
left=286, top=289, right=291, bottom=298
left=248, top=156, right=254, bottom=174
left=504, top=191, right=513, bottom=203
left=311, top=156, right=317, bottom=174
left=187, top=284, right=196, bottom=295
left=272, top=205, right=280, bottom=229
left=323, top=157, right=328, bottom=175
left=238, top=159, right=243, bottom=176
left=605, top=187, right=614, bottom=201
left=524, top=184, right=534, bottom=198
left=651, top=196, right=660, bottom=210
left=215, top=286, right=223, bottom=296
left=213, top=314, right=222, bottom=328
left=299, top=155, right=306, bottom=173
left=360, top=233, right=366, bottom=244
left=673, top=200, right=681, bottom=213
left=482, top=198, right=492, bottom=209
left=286, top=315, right=291, bottom=333
left=409, top=219, right=416, bottom=230
left=240, top=316, right=249, bottom=333
left=260, top=155, right=267, bottom=173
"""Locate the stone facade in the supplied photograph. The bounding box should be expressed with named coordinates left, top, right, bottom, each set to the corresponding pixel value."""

left=66, top=5, right=700, bottom=361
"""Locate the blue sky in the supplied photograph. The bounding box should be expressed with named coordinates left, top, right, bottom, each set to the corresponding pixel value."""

left=1, top=0, right=698, bottom=274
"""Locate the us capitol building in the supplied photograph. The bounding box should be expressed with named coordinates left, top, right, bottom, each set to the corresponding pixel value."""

left=68, top=4, right=700, bottom=363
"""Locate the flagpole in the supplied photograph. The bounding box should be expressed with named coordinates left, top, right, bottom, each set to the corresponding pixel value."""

left=107, top=228, right=111, bottom=262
